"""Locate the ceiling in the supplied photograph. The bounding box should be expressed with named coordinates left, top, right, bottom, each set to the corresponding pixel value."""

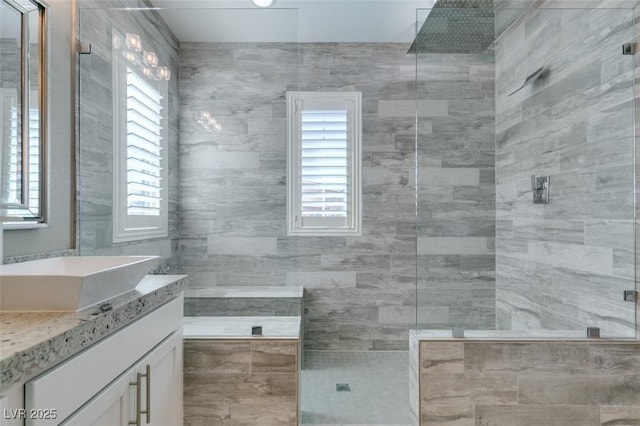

left=147, top=0, right=435, bottom=43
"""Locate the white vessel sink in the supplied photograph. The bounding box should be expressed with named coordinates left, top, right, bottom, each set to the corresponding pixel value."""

left=0, top=256, right=159, bottom=312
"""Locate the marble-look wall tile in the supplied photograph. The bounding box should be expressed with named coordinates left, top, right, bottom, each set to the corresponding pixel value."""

left=518, top=374, right=640, bottom=406
left=251, top=340, right=297, bottom=373
left=474, top=404, right=600, bottom=426
left=183, top=340, right=251, bottom=374
left=179, top=42, right=417, bottom=350
left=422, top=373, right=518, bottom=406
left=378, top=100, right=449, bottom=118
left=495, top=5, right=637, bottom=336
left=418, top=237, right=493, bottom=255
left=186, top=149, right=260, bottom=170
left=207, top=236, right=277, bottom=256
left=421, top=342, right=464, bottom=374
left=184, top=297, right=301, bottom=316
left=285, top=271, right=357, bottom=289
left=420, top=168, right=480, bottom=186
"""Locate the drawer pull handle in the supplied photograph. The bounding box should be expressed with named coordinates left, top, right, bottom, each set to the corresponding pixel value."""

left=129, top=372, right=142, bottom=426
left=129, top=365, right=150, bottom=425
left=144, top=364, right=151, bottom=424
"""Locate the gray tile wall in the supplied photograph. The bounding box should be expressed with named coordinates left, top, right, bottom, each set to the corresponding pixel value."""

left=494, top=6, right=637, bottom=336
left=414, top=339, right=640, bottom=426
left=179, top=42, right=418, bottom=350
left=416, top=53, right=497, bottom=330
left=77, top=2, right=181, bottom=271
left=0, top=38, right=18, bottom=89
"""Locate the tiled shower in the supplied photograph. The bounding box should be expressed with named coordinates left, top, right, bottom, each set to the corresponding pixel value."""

left=415, top=2, right=637, bottom=338
left=75, top=0, right=639, bottom=424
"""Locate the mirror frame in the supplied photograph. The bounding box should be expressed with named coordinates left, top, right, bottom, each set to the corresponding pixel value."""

left=1, top=0, right=47, bottom=225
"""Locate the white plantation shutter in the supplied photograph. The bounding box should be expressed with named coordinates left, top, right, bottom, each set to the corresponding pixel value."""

left=7, top=106, right=19, bottom=204
left=287, top=92, right=362, bottom=236
left=126, top=68, right=163, bottom=217
left=7, top=104, right=40, bottom=212
left=27, top=106, right=40, bottom=212
left=112, top=35, right=168, bottom=243
left=301, top=109, right=348, bottom=218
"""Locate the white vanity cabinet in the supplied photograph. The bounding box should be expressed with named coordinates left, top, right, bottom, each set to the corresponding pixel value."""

left=0, top=385, right=24, bottom=426
left=23, top=295, right=183, bottom=426
left=62, top=331, right=182, bottom=426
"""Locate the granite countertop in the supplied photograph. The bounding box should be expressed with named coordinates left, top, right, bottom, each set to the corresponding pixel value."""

left=183, top=316, right=301, bottom=339
left=0, top=274, right=187, bottom=393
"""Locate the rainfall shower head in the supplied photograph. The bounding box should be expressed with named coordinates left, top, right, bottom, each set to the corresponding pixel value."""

left=408, top=0, right=539, bottom=55
left=408, top=0, right=495, bottom=54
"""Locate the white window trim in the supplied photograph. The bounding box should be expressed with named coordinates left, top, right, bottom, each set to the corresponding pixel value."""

left=286, top=91, right=362, bottom=236
left=112, top=31, right=169, bottom=243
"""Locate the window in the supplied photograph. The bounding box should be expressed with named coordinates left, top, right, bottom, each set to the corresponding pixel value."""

left=113, top=37, right=168, bottom=243
left=1, top=91, right=40, bottom=218
left=286, top=91, right=362, bottom=236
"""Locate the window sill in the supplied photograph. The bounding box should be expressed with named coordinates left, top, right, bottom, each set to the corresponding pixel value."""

left=3, top=222, right=48, bottom=231
left=287, top=229, right=362, bottom=237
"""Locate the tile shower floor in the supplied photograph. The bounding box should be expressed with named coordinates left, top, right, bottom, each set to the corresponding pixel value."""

left=300, top=350, right=411, bottom=426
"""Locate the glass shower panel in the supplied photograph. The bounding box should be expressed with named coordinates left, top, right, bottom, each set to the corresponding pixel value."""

left=77, top=4, right=183, bottom=268
left=416, top=4, right=637, bottom=338
left=415, top=6, right=498, bottom=331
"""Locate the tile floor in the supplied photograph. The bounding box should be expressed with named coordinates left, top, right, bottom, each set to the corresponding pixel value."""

left=300, top=350, right=411, bottom=426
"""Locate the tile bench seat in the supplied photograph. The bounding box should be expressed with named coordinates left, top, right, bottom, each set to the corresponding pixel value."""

left=183, top=316, right=301, bottom=426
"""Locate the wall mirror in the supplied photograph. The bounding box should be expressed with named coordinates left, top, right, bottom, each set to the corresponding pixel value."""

left=0, top=0, right=46, bottom=224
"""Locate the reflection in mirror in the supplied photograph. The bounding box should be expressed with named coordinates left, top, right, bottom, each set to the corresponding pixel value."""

left=0, top=0, right=46, bottom=223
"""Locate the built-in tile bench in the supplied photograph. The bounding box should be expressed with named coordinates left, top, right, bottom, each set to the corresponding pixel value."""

left=183, top=316, right=301, bottom=426
left=409, top=329, right=640, bottom=426
left=184, top=286, right=303, bottom=317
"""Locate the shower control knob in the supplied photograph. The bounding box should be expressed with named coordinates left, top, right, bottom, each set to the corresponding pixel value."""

left=531, top=175, right=550, bottom=204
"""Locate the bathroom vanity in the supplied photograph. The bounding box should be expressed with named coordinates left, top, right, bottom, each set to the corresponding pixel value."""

left=0, top=275, right=187, bottom=426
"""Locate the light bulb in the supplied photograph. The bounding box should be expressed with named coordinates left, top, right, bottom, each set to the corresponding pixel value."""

left=123, top=50, right=138, bottom=63
left=143, top=51, right=158, bottom=67
left=125, top=33, right=142, bottom=52
left=156, top=66, right=171, bottom=81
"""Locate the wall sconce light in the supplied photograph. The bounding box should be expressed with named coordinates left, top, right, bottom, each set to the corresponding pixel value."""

left=117, top=33, right=171, bottom=81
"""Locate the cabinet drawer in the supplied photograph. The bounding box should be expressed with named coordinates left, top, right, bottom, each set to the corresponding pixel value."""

left=25, top=296, right=182, bottom=426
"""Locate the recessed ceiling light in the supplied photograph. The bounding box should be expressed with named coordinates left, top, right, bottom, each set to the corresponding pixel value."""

left=252, top=0, right=275, bottom=7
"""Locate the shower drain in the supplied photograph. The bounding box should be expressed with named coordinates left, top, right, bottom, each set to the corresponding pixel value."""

left=336, top=383, right=351, bottom=392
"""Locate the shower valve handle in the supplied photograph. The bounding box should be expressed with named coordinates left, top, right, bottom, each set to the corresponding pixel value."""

left=531, top=175, right=550, bottom=204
